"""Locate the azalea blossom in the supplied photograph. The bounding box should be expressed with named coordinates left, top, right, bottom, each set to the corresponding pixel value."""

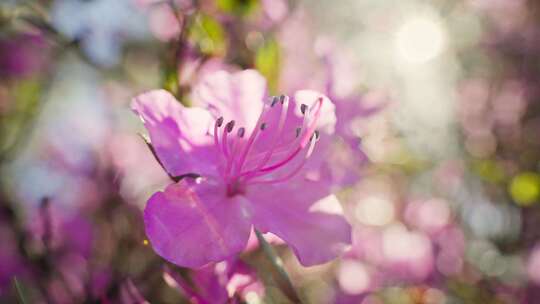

left=132, top=69, right=351, bottom=268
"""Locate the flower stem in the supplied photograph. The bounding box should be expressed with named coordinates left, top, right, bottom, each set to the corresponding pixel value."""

left=13, top=277, right=28, bottom=304
left=255, top=229, right=303, bottom=303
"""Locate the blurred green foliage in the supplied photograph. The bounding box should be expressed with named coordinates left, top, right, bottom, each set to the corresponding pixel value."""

left=217, top=0, right=259, bottom=17
left=0, top=79, right=41, bottom=158
left=473, top=159, right=505, bottom=184
left=189, top=14, right=227, bottom=56
left=255, top=38, right=280, bottom=93
left=162, top=63, right=180, bottom=100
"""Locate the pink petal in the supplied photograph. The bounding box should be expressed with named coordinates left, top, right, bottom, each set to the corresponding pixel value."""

left=192, top=70, right=266, bottom=131
left=248, top=177, right=351, bottom=266
left=144, top=179, right=252, bottom=268
left=131, top=90, right=217, bottom=177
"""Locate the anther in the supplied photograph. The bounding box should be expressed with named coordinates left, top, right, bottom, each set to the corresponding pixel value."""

left=216, top=116, right=224, bottom=127
left=300, top=104, right=308, bottom=115
left=270, top=96, right=279, bottom=107
left=225, top=120, right=235, bottom=132
left=260, top=122, right=267, bottom=130
left=237, top=127, right=245, bottom=138
left=295, top=127, right=302, bottom=138
left=279, top=95, right=288, bottom=104
left=314, top=130, right=320, bottom=141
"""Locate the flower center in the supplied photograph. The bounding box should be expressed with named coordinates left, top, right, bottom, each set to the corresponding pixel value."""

left=213, top=95, right=323, bottom=197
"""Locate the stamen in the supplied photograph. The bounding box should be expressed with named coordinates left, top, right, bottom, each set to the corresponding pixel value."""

left=241, top=95, right=290, bottom=176
left=224, top=133, right=239, bottom=179
left=237, top=127, right=245, bottom=138
left=246, top=134, right=318, bottom=185
left=216, top=116, right=224, bottom=127
left=222, top=120, right=235, bottom=157
left=248, top=96, right=323, bottom=175
left=214, top=118, right=221, bottom=150
left=300, top=104, right=308, bottom=115
left=257, top=146, right=302, bottom=173
left=232, top=94, right=325, bottom=186
left=299, top=97, right=323, bottom=147
left=214, top=117, right=225, bottom=177
left=225, top=120, right=235, bottom=132
left=234, top=103, right=272, bottom=174
left=270, top=96, right=279, bottom=107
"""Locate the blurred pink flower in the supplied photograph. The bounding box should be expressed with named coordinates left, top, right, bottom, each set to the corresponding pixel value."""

left=527, top=244, right=540, bottom=285
left=164, top=259, right=262, bottom=304
left=132, top=70, right=351, bottom=268
left=261, top=0, right=288, bottom=24
left=404, top=198, right=451, bottom=236
left=351, top=224, right=434, bottom=283
left=0, top=33, right=48, bottom=78
left=119, top=279, right=149, bottom=304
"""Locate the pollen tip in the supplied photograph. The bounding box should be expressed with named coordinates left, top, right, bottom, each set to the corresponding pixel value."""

left=260, top=122, right=267, bottom=130
left=237, top=127, right=245, bottom=138
left=216, top=116, right=224, bottom=127
left=270, top=96, right=279, bottom=107
left=226, top=120, right=235, bottom=132
left=300, top=104, right=308, bottom=115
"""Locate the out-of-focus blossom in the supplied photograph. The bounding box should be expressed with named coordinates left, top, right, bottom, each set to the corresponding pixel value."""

left=527, top=245, right=540, bottom=285
left=134, top=0, right=192, bottom=42
left=404, top=198, right=451, bottom=236
left=434, top=225, right=465, bottom=277
left=51, top=0, right=149, bottom=66
left=279, top=13, right=384, bottom=185
left=147, top=4, right=182, bottom=42
left=381, top=224, right=434, bottom=281
left=337, top=259, right=379, bottom=296
left=0, top=33, right=48, bottom=78
left=119, top=279, right=149, bottom=304
left=261, top=0, right=288, bottom=25
left=132, top=69, right=351, bottom=268
left=10, top=59, right=110, bottom=213
left=164, top=259, right=263, bottom=303
left=0, top=223, right=27, bottom=293
left=179, top=54, right=235, bottom=89
left=108, top=132, right=169, bottom=206
left=351, top=224, right=434, bottom=283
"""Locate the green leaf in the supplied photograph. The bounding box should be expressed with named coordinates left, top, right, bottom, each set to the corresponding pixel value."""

left=189, top=14, right=227, bottom=56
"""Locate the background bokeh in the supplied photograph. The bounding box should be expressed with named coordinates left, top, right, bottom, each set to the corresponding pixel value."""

left=1, top=0, right=540, bottom=303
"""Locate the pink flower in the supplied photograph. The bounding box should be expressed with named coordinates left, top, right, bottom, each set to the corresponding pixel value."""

left=132, top=69, right=351, bottom=268
left=164, top=259, right=263, bottom=304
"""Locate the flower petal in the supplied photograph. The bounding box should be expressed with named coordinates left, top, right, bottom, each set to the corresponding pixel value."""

left=132, top=89, right=217, bottom=177
left=144, top=179, right=252, bottom=268
left=192, top=70, right=266, bottom=131
left=248, top=177, right=351, bottom=266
